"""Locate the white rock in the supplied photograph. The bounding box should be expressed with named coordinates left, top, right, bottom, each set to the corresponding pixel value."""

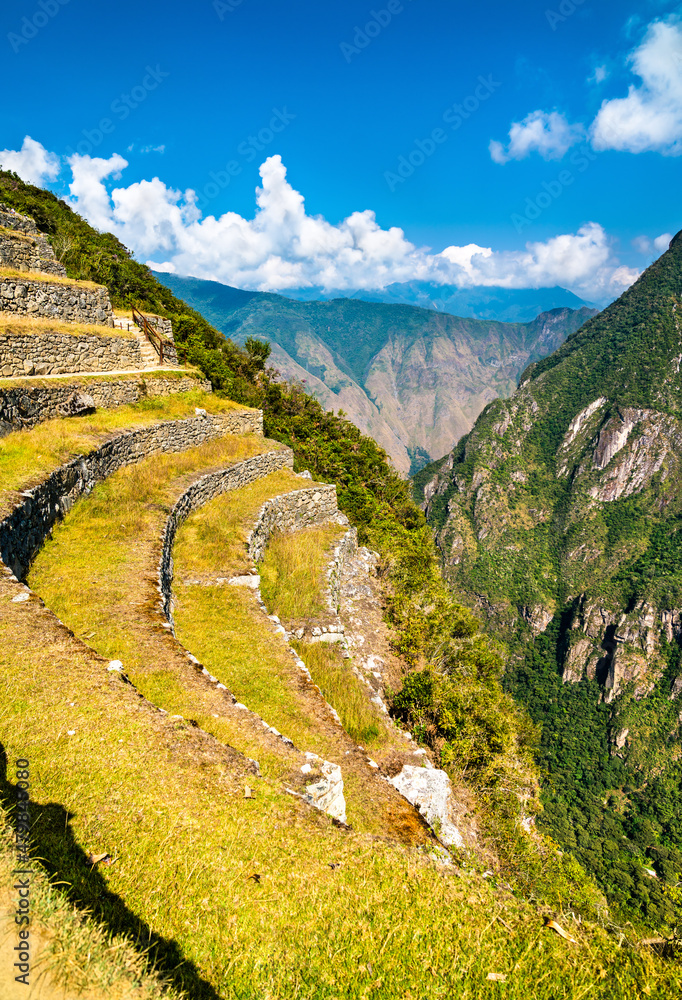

left=302, top=753, right=347, bottom=824
left=227, top=575, right=261, bottom=589
left=11, top=593, right=29, bottom=603
left=195, top=407, right=208, bottom=416
left=107, top=661, right=123, bottom=672
left=389, top=765, right=464, bottom=849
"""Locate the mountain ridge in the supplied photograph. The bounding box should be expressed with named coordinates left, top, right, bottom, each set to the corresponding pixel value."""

left=155, top=271, right=595, bottom=474
left=418, top=229, right=682, bottom=928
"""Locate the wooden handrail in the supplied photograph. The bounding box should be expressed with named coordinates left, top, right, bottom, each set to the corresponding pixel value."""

left=132, top=307, right=164, bottom=363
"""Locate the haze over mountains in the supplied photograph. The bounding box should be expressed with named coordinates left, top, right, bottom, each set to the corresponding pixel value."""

left=278, top=282, right=592, bottom=323
left=156, top=272, right=595, bottom=475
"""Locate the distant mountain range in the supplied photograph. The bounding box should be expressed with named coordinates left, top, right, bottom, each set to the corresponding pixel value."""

left=280, top=282, right=592, bottom=324
left=155, top=272, right=596, bottom=475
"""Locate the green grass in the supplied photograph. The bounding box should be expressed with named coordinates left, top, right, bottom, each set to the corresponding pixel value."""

left=0, top=813, right=182, bottom=999
left=172, top=468, right=314, bottom=581
left=1, top=598, right=680, bottom=1000
left=0, top=429, right=679, bottom=997
left=259, top=524, right=345, bottom=621
left=294, top=641, right=383, bottom=746
left=0, top=390, right=249, bottom=505
left=25, top=435, right=308, bottom=787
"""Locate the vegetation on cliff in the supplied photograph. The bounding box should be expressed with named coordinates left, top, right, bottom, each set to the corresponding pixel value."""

left=421, top=230, right=682, bottom=930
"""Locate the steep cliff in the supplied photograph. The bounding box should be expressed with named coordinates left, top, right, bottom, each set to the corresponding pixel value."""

left=418, top=231, right=682, bottom=926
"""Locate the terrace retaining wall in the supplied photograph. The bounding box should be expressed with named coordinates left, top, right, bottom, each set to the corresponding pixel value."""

left=0, top=277, right=114, bottom=326
left=0, top=329, right=140, bottom=377
left=0, top=408, right=263, bottom=579
left=0, top=373, right=213, bottom=435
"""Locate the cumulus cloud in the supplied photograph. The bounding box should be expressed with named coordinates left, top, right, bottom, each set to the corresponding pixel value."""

left=489, top=111, right=585, bottom=164
left=591, top=18, right=682, bottom=155
left=492, top=17, right=682, bottom=162
left=55, top=150, right=636, bottom=303
left=0, top=135, right=60, bottom=186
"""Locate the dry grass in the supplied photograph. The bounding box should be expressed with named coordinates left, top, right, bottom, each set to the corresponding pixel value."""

left=0, top=265, right=102, bottom=288
left=260, top=524, right=346, bottom=621
left=0, top=593, right=679, bottom=1000
left=26, top=444, right=309, bottom=787
left=0, top=224, right=34, bottom=243
left=0, top=816, right=183, bottom=1000
left=0, top=368, right=204, bottom=389
left=0, top=390, right=248, bottom=506
left=295, top=640, right=384, bottom=746
left=2, top=478, right=681, bottom=996
left=0, top=313, right=135, bottom=338
left=173, top=468, right=312, bottom=581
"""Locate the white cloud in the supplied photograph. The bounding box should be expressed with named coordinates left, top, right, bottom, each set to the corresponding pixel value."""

left=489, top=111, right=585, bottom=164
left=0, top=136, right=60, bottom=186
left=591, top=18, right=682, bottom=155
left=493, top=17, right=682, bottom=164
left=55, top=150, right=637, bottom=303
left=633, top=232, right=673, bottom=255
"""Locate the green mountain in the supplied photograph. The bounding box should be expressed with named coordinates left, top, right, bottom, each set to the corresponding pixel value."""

left=155, top=272, right=594, bottom=475
left=417, top=231, right=682, bottom=928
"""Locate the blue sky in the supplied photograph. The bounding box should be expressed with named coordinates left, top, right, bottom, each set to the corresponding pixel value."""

left=1, top=0, right=681, bottom=302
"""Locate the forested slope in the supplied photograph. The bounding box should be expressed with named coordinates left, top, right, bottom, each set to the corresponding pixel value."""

left=420, top=230, right=682, bottom=929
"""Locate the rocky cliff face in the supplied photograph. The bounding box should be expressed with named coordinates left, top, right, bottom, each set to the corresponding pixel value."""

left=154, top=272, right=594, bottom=475
left=417, top=232, right=682, bottom=923
left=421, top=233, right=682, bottom=700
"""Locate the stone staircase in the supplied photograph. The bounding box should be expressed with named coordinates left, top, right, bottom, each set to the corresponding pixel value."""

left=134, top=330, right=162, bottom=367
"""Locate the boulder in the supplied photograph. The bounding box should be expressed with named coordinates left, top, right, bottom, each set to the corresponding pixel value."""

left=390, top=764, right=464, bottom=848
left=56, top=391, right=96, bottom=418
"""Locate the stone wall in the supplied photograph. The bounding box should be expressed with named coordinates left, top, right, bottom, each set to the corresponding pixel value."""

left=325, top=527, right=358, bottom=614
left=0, top=206, right=41, bottom=237
left=0, top=276, right=113, bottom=326
left=247, top=486, right=340, bottom=564
left=0, top=409, right=263, bottom=579
left=0, top=373, right=213, bottom=436
left=159, top=449, right=295, bottom=623
left=0, top=227, right=66, bottom=277
left=0, top=329, right=141, bottom=377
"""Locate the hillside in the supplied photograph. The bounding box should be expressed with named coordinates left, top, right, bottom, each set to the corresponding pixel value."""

left=1, top=177, right=681, bottom=995
left=155, top=271, right=595, bottom=474
left=418, top=230, right=682, bottom=929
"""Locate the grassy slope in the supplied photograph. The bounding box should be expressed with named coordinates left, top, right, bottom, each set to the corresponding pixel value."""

left=0, top=390, right=242, bottom=511
left=0, top=436, right=678, bottom=996
left=3, top=173, right=678, bottom=986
